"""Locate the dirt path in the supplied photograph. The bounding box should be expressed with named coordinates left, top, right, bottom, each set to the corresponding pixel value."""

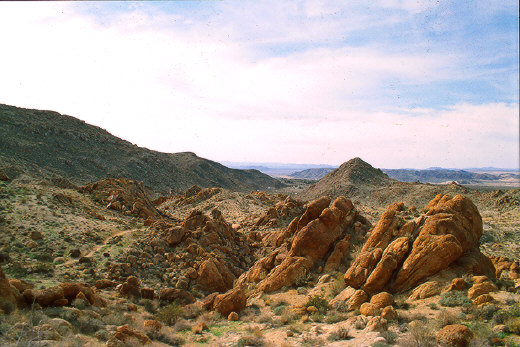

left=58, top=228, right=134, bottom=267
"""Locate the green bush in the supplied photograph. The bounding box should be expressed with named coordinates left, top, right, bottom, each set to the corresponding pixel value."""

left=156, top=303, right=183, bottom=326
left=305, top=295, right=329, bottom=315
left=439, top=291, right=472, bottom=307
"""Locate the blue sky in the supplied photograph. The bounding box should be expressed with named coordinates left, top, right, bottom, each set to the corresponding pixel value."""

left=0, top=1, right=518, bottom=168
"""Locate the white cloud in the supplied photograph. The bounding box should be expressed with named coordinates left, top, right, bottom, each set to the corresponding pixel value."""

left=0, top=2, right=517, bottom=168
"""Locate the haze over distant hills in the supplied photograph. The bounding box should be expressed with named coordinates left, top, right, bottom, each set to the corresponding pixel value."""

left=0, top=104, right=284, bottom=193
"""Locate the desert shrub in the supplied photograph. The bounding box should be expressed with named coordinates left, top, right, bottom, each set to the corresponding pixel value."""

left=327, top=326, right=351, bottom=341
left=397, top=323, right=435, bottom=347
left=310, top=312, right=324, bottom=323
left=509, top=303, right=520, bottom=317
left=496, top=279, right=514, bottom=291
left=395, top=298, right=410, bottom=310
left=73, top=316, right=105, bottom=335
left=255, top=313, right=274, bottom=324
left=236, top=327, right=264, bottom=347
left=439, top=291, right=472, bottom=307
left=172, top=318, right=192, bottom=332
left=465, top=321, right=494, bottom=344
left=0, top=299, right=15, bottom=314
left=139, top=299, right=159, bottom=314
left=330, top=273, right=346, bottom=296
left=492, top=310, right=512, bottom=325
left=182, top=302, right=203, bottom=319
left=272, top=301, right=288, bottom=316
left=434, top=310, right=460, bottom=329
left=279, top=311, right=299, bottom=325
left=301, top=334, right=325, bottom=346
left=428, top=303, right=439, bottom=310
left=480, top=233, right=495, bottom=244
left=147, top=330, right=185, bottom=346
left=380, top=330, right=398, bottom=344
left=325, top=310, right=349, bottom=324
left=305, top=295, right=328, bottom=314
left=102, top=312, right=131, bottom=326
left=156, top=303, right=183, bottom=326
left=71, top=298, right=87, bottom=310
left=506, top=317, right=520, bottom=335
left=473, top=304, right=498, bottom=320
left=505, top=296, right=517, bottom=306
left=197, top=311, right=222, bottom=326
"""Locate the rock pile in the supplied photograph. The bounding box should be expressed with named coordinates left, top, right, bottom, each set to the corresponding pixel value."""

left=81, top=178, right=160, bottom=220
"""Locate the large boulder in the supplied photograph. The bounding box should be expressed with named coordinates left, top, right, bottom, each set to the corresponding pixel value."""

left=212, top=286, right=247, bottom=316
left=341, top=195, right=495, bottom=295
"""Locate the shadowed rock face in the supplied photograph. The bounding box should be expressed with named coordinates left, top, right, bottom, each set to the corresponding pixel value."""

left=344, top=194, right=495, bottom=295
left=237, top=196, right=371, bottom=294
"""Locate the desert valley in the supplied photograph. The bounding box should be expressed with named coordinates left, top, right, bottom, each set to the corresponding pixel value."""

left=1, top=104, right=519, bottom=347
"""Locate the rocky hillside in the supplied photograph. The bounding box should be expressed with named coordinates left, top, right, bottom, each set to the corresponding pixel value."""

left=0, top=103, right=284, bottom=193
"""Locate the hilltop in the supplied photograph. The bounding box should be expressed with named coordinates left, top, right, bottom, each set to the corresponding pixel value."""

left=0, top=104, right=284, bottom=193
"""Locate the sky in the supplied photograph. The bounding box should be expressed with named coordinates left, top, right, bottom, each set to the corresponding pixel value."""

left=0, top=1, right=518, bottom=169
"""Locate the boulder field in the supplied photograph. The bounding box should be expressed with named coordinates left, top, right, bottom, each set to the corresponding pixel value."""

left=216, top=193, right=496, bottom=316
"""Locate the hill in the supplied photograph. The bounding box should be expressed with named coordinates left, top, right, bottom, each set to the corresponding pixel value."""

left=0, top=103, right=284, bottom=193
left=301, top=157, right=393, bottom=198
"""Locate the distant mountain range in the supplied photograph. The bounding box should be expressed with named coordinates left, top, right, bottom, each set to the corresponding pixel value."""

left=288, top=166, right=519, bottom=184
left=0, top=104, right=284, bottom=193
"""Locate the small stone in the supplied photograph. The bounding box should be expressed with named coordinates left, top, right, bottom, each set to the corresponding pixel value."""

left=228, top=312, right=239, bottom=321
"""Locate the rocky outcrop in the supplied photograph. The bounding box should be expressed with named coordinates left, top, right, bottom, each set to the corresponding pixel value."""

left=342, top=195, right=495, bottom=295
left=82, top=178, right=160, bottom=219
left=238, top=196, right=370, bottom=294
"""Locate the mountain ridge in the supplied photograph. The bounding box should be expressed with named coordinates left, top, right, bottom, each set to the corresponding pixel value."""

left=0, top=103, right=284, bottom=193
